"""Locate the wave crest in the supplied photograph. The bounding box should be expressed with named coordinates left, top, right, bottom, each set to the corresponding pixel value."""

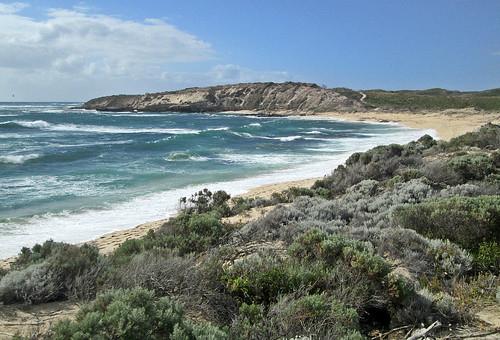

left=0, top=153, right=40, bottom=164
left=0, top=120, right=201, bottom=135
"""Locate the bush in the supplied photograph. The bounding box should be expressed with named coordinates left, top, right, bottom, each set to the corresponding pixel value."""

left=0, top=243, right=103, bottom=304
left=180, top=189, right=231, bottom=216
left=289, top=229, right=390, bottom=279
left=0, top=263, right=60, bottom=304
left=313, top=142, right=426, bottom=195
left=422, top=160, right=462, bottom=185
left=113, top=211, right=232, bottom=259
left=161, top=212, right=230, bottom=255
left=267, top=294, right=362, bottom=339
left=230, top=295, right=363, bottom=339
left=111, top=250, right=237, bottom=324
left=393, top=196, right=500, bottom=252
left=223, top=252, right=327, bottom=306
left=377, top=228, right=472, bottom=281
left=443, top=123, right=500, bottom=150
left=50, top=288, right=227, bottom=340
left=230, top=196, right=277, bottom=216
left=474, top=241, right=500, bottom=273
left=448, top=153, right=495, bottom=181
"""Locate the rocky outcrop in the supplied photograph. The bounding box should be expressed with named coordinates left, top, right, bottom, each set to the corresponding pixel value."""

left=82, top=82, right=366, bottom=113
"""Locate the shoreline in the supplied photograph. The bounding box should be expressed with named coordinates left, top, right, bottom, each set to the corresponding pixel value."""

left=1, top=110, right=498, bottom=268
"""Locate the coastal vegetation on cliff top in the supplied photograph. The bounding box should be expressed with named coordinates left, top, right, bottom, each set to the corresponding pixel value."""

left=82, top=81, right=500, bottom=113
left=1, top=124, right=499, bottom=339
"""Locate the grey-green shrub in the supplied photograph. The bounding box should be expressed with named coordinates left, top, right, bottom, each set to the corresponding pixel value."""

left=0, top=263, right=60, bottom=304
left=393, top=196, right=500, bottom=251
left=50, top=288, right=227, bottom=340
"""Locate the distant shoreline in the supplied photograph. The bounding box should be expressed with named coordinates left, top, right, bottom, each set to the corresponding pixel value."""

left=2, top=110, right=499, bottom=269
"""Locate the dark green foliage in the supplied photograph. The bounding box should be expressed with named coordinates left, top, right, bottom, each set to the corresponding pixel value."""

left=443, top=123, right=500, bottom=150
left=180, top=188, right=231, bottom=216
left=160, top=211, right=230, bottom=255
left=313, top=139, right=429, bottom=195
left=364, top=89, right=500, bottom=111
left=231, top=295, right=363, bottom=339
left=224, top=253, right=327, bottom=306
left=314, top=125, right=500, bottom=195
left=289, top=229, right=390, bottom=279
left=14, top=239, right=67, bottom=269
left=474, top=241, right=500, bottom=273
left=393, top=196, right=500, bottom=252
left=269, top=186, right=317, bottom=203
left=112, top=211, right=232, bottom=260
left=224, top=230, right=390, bottom=312
left=50, top=288, right=227, bottom=340
left=448, top=153, right=496, bottom=181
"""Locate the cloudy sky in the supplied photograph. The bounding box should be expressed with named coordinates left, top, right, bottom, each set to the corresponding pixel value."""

left=0, top=0, right=499, bottom=101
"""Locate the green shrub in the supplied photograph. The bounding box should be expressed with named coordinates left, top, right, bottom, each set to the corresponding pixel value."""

left=289, top=229, right=390, bottom=279
left=267, top=294, right=362, bottom=339
left=14, top=239, right=66, bottom=269
left=111, top=250, right=237, bottom=325
left=180, top=189, right=231, bottom=216
left=0, top=243, right=103, bottom=304
left=474, top=241, right=500, bottom=273
left=426, top=239, right=473, bottom=279
left=162, top=212, right=229, bottom=255
left=0, top=263, right=60, bottom=304
left=224, top=253, right=327, bottom=305
left=400, top=168, right=424, bottom=182
left=378, top=228, right=472, bottom=284
left=50, top=288, right=227, bottom=340
left=112, top=211, right=232, bottom=260
left=448, top=153, right=495, bottom=181
left=230, top=295, right=363, bottom=339
left=393, top=196, right=500, bottom=252
left=444, top=123, right=500, bottom=150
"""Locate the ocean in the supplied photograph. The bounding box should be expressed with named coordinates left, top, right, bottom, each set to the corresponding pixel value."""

left=0, top=103, right=434, bottom=258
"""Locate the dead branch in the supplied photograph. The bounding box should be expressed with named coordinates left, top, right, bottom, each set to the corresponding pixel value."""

left=407, top=321, right=442, bottom=340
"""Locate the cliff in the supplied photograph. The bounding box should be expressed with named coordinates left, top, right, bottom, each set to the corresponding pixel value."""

left=82, top=82, right=366, bottom=113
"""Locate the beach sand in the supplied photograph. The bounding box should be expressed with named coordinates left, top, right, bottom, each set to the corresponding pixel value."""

left=316, top=109, right=500, bottom=141
left=1, top=110, right=499, bottom=269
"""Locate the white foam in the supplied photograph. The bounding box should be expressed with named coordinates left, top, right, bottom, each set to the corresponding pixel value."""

left=0, top=153, right=40, bottom=164
left=304, top=130, right=326, bottom=135
left=231, top=131, right=303, bottom=142
left=276, top=135, right=302, bottom=142
left=245, top=122, right=262, bottom=127
left=205, top=127, right=230, bottom=131
left=5, top=120, right=201, bottom=135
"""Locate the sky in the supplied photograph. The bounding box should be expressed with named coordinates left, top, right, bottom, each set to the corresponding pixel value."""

left=0, top=0, right=499, bottom=101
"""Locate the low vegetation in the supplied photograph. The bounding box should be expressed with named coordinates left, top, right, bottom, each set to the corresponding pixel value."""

left=2, top=124, right=499, bottom=339
left=364, top=88, right=500, bottom=111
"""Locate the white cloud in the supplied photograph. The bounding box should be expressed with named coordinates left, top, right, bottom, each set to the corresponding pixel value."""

left=0, top=4, right=213, bottom=78
left=210, top=64, right=289, bottom=83
left=0, top=2, right=28, bottom=14
left=160, top=64, right=291, bottom=85
left=0, top=3, right=290, bottom=100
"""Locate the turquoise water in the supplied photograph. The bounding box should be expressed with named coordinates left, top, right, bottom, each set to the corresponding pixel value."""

left=0, top=103, right=433, bottom=257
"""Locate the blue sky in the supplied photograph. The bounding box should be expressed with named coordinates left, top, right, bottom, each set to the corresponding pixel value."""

left=0, top=0, right=499, bottom=101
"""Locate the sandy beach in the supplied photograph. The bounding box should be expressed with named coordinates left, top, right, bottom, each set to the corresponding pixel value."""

left=1, top=110, right=499, bottom=269
left=316, top=109, right=500, bottom=141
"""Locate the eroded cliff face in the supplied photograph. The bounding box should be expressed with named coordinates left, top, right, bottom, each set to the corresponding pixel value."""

left=82, top=82, right=366, bottom=113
